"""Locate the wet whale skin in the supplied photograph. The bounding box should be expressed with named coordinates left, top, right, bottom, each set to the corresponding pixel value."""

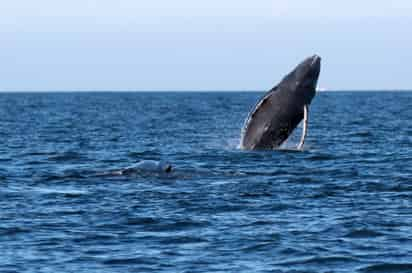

left=241, top=55, right=321, bottom=150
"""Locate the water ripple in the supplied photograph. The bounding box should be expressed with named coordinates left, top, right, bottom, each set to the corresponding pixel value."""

left=1, top=92, right=412, bottom=272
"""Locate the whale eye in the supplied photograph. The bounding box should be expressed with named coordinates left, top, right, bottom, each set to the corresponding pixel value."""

left=164, top=165, right=172, bottom=173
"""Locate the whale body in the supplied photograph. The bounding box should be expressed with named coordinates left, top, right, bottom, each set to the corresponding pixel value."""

left=114, top=160, right=172, bottom=175
left=240, top=55, right=321, bottom=150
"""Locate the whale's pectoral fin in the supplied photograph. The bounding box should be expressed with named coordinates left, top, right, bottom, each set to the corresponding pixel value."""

left=297, top=104, right=309, bottom=150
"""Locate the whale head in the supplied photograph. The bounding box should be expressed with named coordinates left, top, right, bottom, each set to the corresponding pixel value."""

left=280, top=54, right=321, bottom=105
left=159, top=161, right=173, bottom=173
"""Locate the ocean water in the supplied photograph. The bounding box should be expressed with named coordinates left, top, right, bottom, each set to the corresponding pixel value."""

left=0, top=91, right=412, bottom=273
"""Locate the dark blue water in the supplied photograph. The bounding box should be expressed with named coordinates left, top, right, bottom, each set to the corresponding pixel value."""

left=1, top=92, right=412, bottom=273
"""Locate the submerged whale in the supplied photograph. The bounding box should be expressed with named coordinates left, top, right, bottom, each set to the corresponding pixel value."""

left=112, top=160, right=173, bottom=175
left=240, top=55, right=321, bottom=150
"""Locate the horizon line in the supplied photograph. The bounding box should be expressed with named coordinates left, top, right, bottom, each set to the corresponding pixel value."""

left=1, top=89, right=412, bottom=93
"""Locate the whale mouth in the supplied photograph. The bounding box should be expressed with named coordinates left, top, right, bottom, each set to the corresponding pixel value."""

left=310, top=55, right=321, bottom=68
left=298, top=55, right=321, bottom=92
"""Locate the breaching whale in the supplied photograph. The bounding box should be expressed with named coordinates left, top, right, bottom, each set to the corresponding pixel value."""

left=240, top=55, right=321, bottom=150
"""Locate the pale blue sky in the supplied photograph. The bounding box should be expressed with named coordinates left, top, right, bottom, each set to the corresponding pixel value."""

left=1, top=0, right=412, bottom=91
